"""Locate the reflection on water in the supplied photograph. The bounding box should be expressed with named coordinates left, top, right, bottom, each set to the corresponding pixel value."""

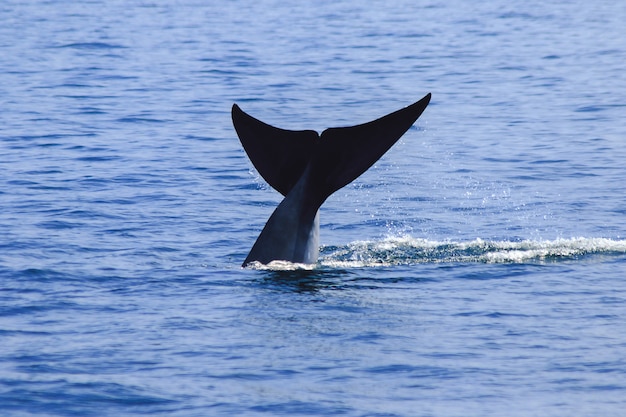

left=259, top=268, right=354, bottom=293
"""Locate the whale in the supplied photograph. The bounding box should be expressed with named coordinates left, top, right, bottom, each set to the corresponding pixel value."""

left=232, top=93, right=431, bottom=267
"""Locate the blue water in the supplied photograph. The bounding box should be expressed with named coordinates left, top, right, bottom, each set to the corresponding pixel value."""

left=2, top=1, right=626, bottom=416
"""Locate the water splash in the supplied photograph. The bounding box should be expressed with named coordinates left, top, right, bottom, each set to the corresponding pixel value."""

left=246, top=260, right=318, bottom=271
left=320, top=236, right=626, bottom=268
left=243, top=237, right=626, bottom=270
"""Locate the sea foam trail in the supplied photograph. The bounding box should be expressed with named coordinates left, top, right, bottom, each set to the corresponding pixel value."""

left=319, top=237, right=626, bottom=268
left=245, top=237, right=626, bottom=270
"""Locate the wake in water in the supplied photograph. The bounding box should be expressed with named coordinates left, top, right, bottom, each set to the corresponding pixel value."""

left=248, top=237, right=626, bottom=270
left=321, top=236, right=626, bottom=267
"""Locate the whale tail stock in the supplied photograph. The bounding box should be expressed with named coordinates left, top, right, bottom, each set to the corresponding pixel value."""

left=232, top=93, right=431, bottom=266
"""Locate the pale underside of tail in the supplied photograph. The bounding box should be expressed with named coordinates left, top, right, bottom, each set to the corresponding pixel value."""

left=232, top=93, right=431, bottom=267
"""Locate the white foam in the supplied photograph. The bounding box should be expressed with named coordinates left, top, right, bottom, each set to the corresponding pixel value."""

left=319, top=236, right=626, bottom=268
left=245, top=260, right=317, bottom=271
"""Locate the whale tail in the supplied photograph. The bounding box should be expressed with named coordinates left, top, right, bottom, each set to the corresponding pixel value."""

left=232, top=93, right=431, bottom=200
left=232, top=93, right=431, bottom=266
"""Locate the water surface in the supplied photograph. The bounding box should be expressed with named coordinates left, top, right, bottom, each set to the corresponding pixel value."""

left=1, top=1, right=626, bottom=416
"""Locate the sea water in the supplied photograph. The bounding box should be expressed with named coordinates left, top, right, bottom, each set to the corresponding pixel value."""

left=1, top=1, right=626, bottom=416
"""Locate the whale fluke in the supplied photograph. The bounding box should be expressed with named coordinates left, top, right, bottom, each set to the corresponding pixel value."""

left=232, top=105, right=318, bottom=196
left=233, top=93, right=431, bottom=266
